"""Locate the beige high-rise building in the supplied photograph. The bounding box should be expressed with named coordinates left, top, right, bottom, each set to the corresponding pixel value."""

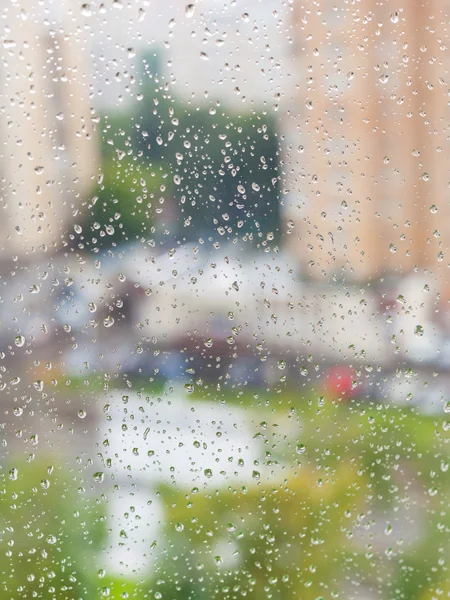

left=282, top=0, right=450, bottom=281
left=0, top=0, right=98, bottom=259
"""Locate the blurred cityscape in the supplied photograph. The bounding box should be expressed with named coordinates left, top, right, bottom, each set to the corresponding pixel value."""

left=0, top=1, right=450, bottom=599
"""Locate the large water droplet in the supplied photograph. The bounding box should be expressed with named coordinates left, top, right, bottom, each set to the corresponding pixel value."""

left=103, top=316, right=115, bottom=328
left=185, top=4, right=195, bottom=17
left=390, top=11, right=399, bottom=23
left=414, top=324, right=424, bottom=337
left=14, top=335, right=25, bottom=347
left=81, top=3, right=92, bottom=17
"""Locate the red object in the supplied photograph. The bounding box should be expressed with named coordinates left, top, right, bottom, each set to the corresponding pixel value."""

left=325, top=366, right=356, bottom=399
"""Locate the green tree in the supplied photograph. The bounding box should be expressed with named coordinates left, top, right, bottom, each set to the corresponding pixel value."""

left=79, top=157, right=170, bottom=250
left=139, top=95, right=281, bottom=244
left=0, top=459, right=106, bottom=599
left=99, top=79, right=281, bottom=246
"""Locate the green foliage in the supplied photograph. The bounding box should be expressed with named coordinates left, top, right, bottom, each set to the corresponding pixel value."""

left=0, top=458, right=106, bottom=599
left=151, top=466, right=366, bottom=600
left=102, top=575, right=140, bottom=599
left=81, top=158, right=169, bottom=250
left=99, top=85, right=281, bottom=246
left=390, top=508, right=450, bottom=600
left=140, top=394, right=450, bottom=600
left=142, top=96, right=281, bottom=243
left=2, top=391, right=446, bottom=599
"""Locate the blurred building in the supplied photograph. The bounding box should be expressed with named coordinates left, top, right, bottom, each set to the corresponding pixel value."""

left=0, top=0, right=98, bottom=259
left=282, top=0, right=450, bottom=281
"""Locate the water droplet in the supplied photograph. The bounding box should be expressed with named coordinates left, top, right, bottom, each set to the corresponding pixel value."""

left=103, top=316, right=115, bottom=328
left=296, top=443, right=306, bottom=455
left=414, top=324, right=424, bottom=338
left=175, top=522, right=184, bottom=532
left=390, top=11, right=399, bottom=23
left=81, top=3, right=92, bottom=17
left=185, top=3, right=195, bottom=17
left=93, top=472, right=104, bottom=483
left=14, top=335, right=25, bottom=347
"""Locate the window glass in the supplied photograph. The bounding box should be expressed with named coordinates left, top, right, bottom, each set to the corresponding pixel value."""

left=1, top=2, right=450, bottom=599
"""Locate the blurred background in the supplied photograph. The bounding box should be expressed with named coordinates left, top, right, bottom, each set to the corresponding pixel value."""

left=0, top=0, right=450, bottom=598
